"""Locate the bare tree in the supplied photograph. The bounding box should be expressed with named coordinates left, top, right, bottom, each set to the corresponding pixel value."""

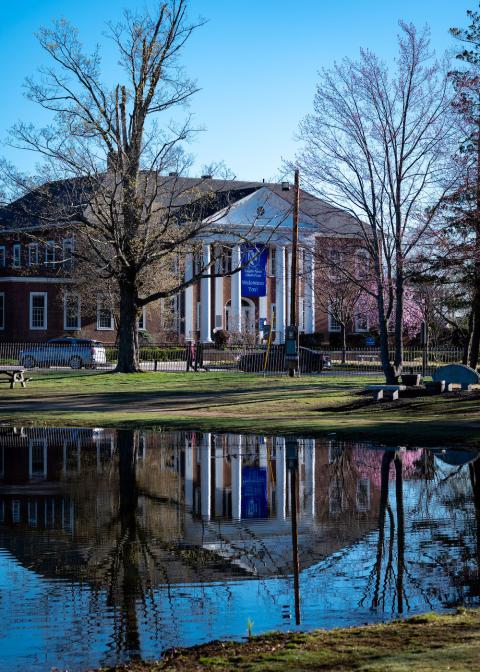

left=309, top=242, right=365, bottom=361
left=296, top=23, right=457, bottom=382
left=3, top=2, right=275, bottom=371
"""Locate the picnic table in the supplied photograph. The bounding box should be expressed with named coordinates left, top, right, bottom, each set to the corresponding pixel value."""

left=0, top=366, right=28, bottom=389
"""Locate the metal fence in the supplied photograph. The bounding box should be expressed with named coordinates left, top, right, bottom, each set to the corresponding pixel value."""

left=0, top=341, right=466, bottom=376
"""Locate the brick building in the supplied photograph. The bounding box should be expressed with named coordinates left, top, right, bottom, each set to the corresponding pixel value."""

left=0, top=176, right=364, bottom=344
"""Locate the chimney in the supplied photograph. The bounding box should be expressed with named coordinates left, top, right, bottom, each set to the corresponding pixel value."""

left=169, top=171, right=178, bottom=177
left=201, top=174, right=212, bottom=179
left=281, top=181, right=290, bottom=191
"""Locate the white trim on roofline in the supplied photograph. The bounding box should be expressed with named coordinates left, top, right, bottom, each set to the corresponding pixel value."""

left=0, top=276, right=76, bottom=284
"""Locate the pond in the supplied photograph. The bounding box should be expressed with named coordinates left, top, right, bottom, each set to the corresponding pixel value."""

left=0, top=426, right=479, bottom=671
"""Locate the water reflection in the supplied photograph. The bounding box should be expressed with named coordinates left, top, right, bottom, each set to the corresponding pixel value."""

left=0, top=427, right=479, bottom=672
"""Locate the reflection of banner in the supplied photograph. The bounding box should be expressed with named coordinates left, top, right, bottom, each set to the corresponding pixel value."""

left=241, top=467, right=268, bottom=519
left=241, top=245, right=268, bottom=297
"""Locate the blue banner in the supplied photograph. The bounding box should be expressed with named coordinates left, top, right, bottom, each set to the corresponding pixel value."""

left=241, top=245, right=268, bottom=297
left=241, top=467, right=268, bottom=519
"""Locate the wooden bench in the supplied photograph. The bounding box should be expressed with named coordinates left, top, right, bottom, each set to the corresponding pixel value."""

left=0, top=366, right=28, bottom=389
left=367, top=384, right=406, bottom=401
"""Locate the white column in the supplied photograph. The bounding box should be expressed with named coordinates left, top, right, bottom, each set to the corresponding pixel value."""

left=184, top=253, right=194, bottom=340
left=275, top=245, right=286, bottom=344
left=200, top=433, right=212, bottom=520
left=200, top=243, right=213, bottom=343
left=214, top=258, right=224, bottom=331
left=304, top=439, right=316, bottom=517
left=185, top=439, right=194, bottom=511
left=276, top=437, right=286, bottom=520
left=231, top=245, right=242, bottom=333
left=215, top=438, right=224, bottom=517
left=286, top=247, right=292, bottom=326
left=231, top=435, right=242, bottom=520
left=304, top=250, right=315, bottom=334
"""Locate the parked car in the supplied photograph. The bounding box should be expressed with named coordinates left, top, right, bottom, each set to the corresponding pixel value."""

left=238, top=347, right=332, bottom=373
left=19, top=338, right=107, bottom=369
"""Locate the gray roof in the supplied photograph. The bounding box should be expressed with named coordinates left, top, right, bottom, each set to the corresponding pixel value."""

left=0, top=174, right=361, bottom=237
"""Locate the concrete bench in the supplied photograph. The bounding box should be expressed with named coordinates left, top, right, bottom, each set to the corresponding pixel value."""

left=0, top=366, right=28, bottom=389
left=367, top=384, right=406, bottom=401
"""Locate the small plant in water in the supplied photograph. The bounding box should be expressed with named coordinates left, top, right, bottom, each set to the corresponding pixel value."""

left=247, top=617, right=254, bottom=638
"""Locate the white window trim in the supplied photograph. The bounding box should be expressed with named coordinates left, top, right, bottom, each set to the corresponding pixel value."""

left=62, top=238, right=74, bottom=270
left=96, top=296, right=114, bottom=331
left=29, top=292, right=48, bottom=330
left=29, top=439, right=48, bottom=479
left=63, top=293, right=81, bottom=331
left=28, top=243, right=39, bottom=266
left=0, top=292, right=4, bottom=331
left=328, top=311, right=341, bottom=333
left=354, top=312, right=369, bottom=333
left=138, top=306, right=147, bottom=331
left=45, top=240, right=56, bottom=267
left=12, top=244, right=21, bottom=268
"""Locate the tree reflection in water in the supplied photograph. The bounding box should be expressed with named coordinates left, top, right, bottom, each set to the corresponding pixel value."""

left=1, top=427, right=480, bottom=672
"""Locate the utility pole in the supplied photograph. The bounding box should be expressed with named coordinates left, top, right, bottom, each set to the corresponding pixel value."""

left=286, top=168, right=300, bottom=378
left=290, top=168, right=300, bottom=325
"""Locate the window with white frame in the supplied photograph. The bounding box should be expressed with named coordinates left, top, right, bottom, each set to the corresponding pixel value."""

left=354, top=310, right=369, bottom=333
left=62, top=238, right=74, bottom=271
left=356, top=478, right=370, bottom=512
left=64, top=293, right=81, bottom=330
left=138, top=306, right=147, bottom=331
left=96, top=296, right=114, bottom=330
left=269, top=247, right=277, bottom=276
left=0, top=293, right=4, bottom=330
left=45, top=240, right=56, bottom=267
left=28, top=500, right=38, bottom=527
left=29, top=440, right=47, bottom=479
left=355, top=249, right=369, bottom=279
left=12, top=500, right=21, bottom=523
left=29, top=292, right=47, bottom=330
left=0, top=246, right=5, bottom=267
left=299, top=296, right=305, bottom=331
left=196, top=301, right=201, bottom=331
left=328, top=310, right=341, bottom=333
left=44, top=498, right=55, bottom=527
left=28, top=243, right=39, bottom=266
left=12, top=244, right=21, bottom=268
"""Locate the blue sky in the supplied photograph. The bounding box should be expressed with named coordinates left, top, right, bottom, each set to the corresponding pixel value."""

left=0, top=0, right=474, bottom=181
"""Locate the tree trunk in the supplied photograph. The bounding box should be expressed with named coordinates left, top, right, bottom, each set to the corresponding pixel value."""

left=469, top=283, right=480, bottom=370
left=462, top=308, right=473, bottom=365
left=116, top=280, right=141, bottom=373
left=341, top=323, right=347, bottom=364
left=393, top=250, right=404, bottom=380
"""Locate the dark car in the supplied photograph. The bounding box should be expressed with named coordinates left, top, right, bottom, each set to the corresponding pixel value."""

left=238, top=347, right=332, bottom=373
left=19, top=338, right=107, bottom=369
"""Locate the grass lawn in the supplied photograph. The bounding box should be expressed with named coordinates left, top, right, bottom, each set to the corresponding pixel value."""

left=98, top=609, right=480, bottom=671
left=1, top=370, right=480, bottom=443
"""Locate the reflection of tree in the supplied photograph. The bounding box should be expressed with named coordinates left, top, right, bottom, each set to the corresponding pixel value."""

left=469, top=457, right=480, bottom=582
left=362, top=451, right=407, bottom=614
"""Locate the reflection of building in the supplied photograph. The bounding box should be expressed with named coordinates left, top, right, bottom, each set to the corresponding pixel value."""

left=0, top=428, right=429, bottom=584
